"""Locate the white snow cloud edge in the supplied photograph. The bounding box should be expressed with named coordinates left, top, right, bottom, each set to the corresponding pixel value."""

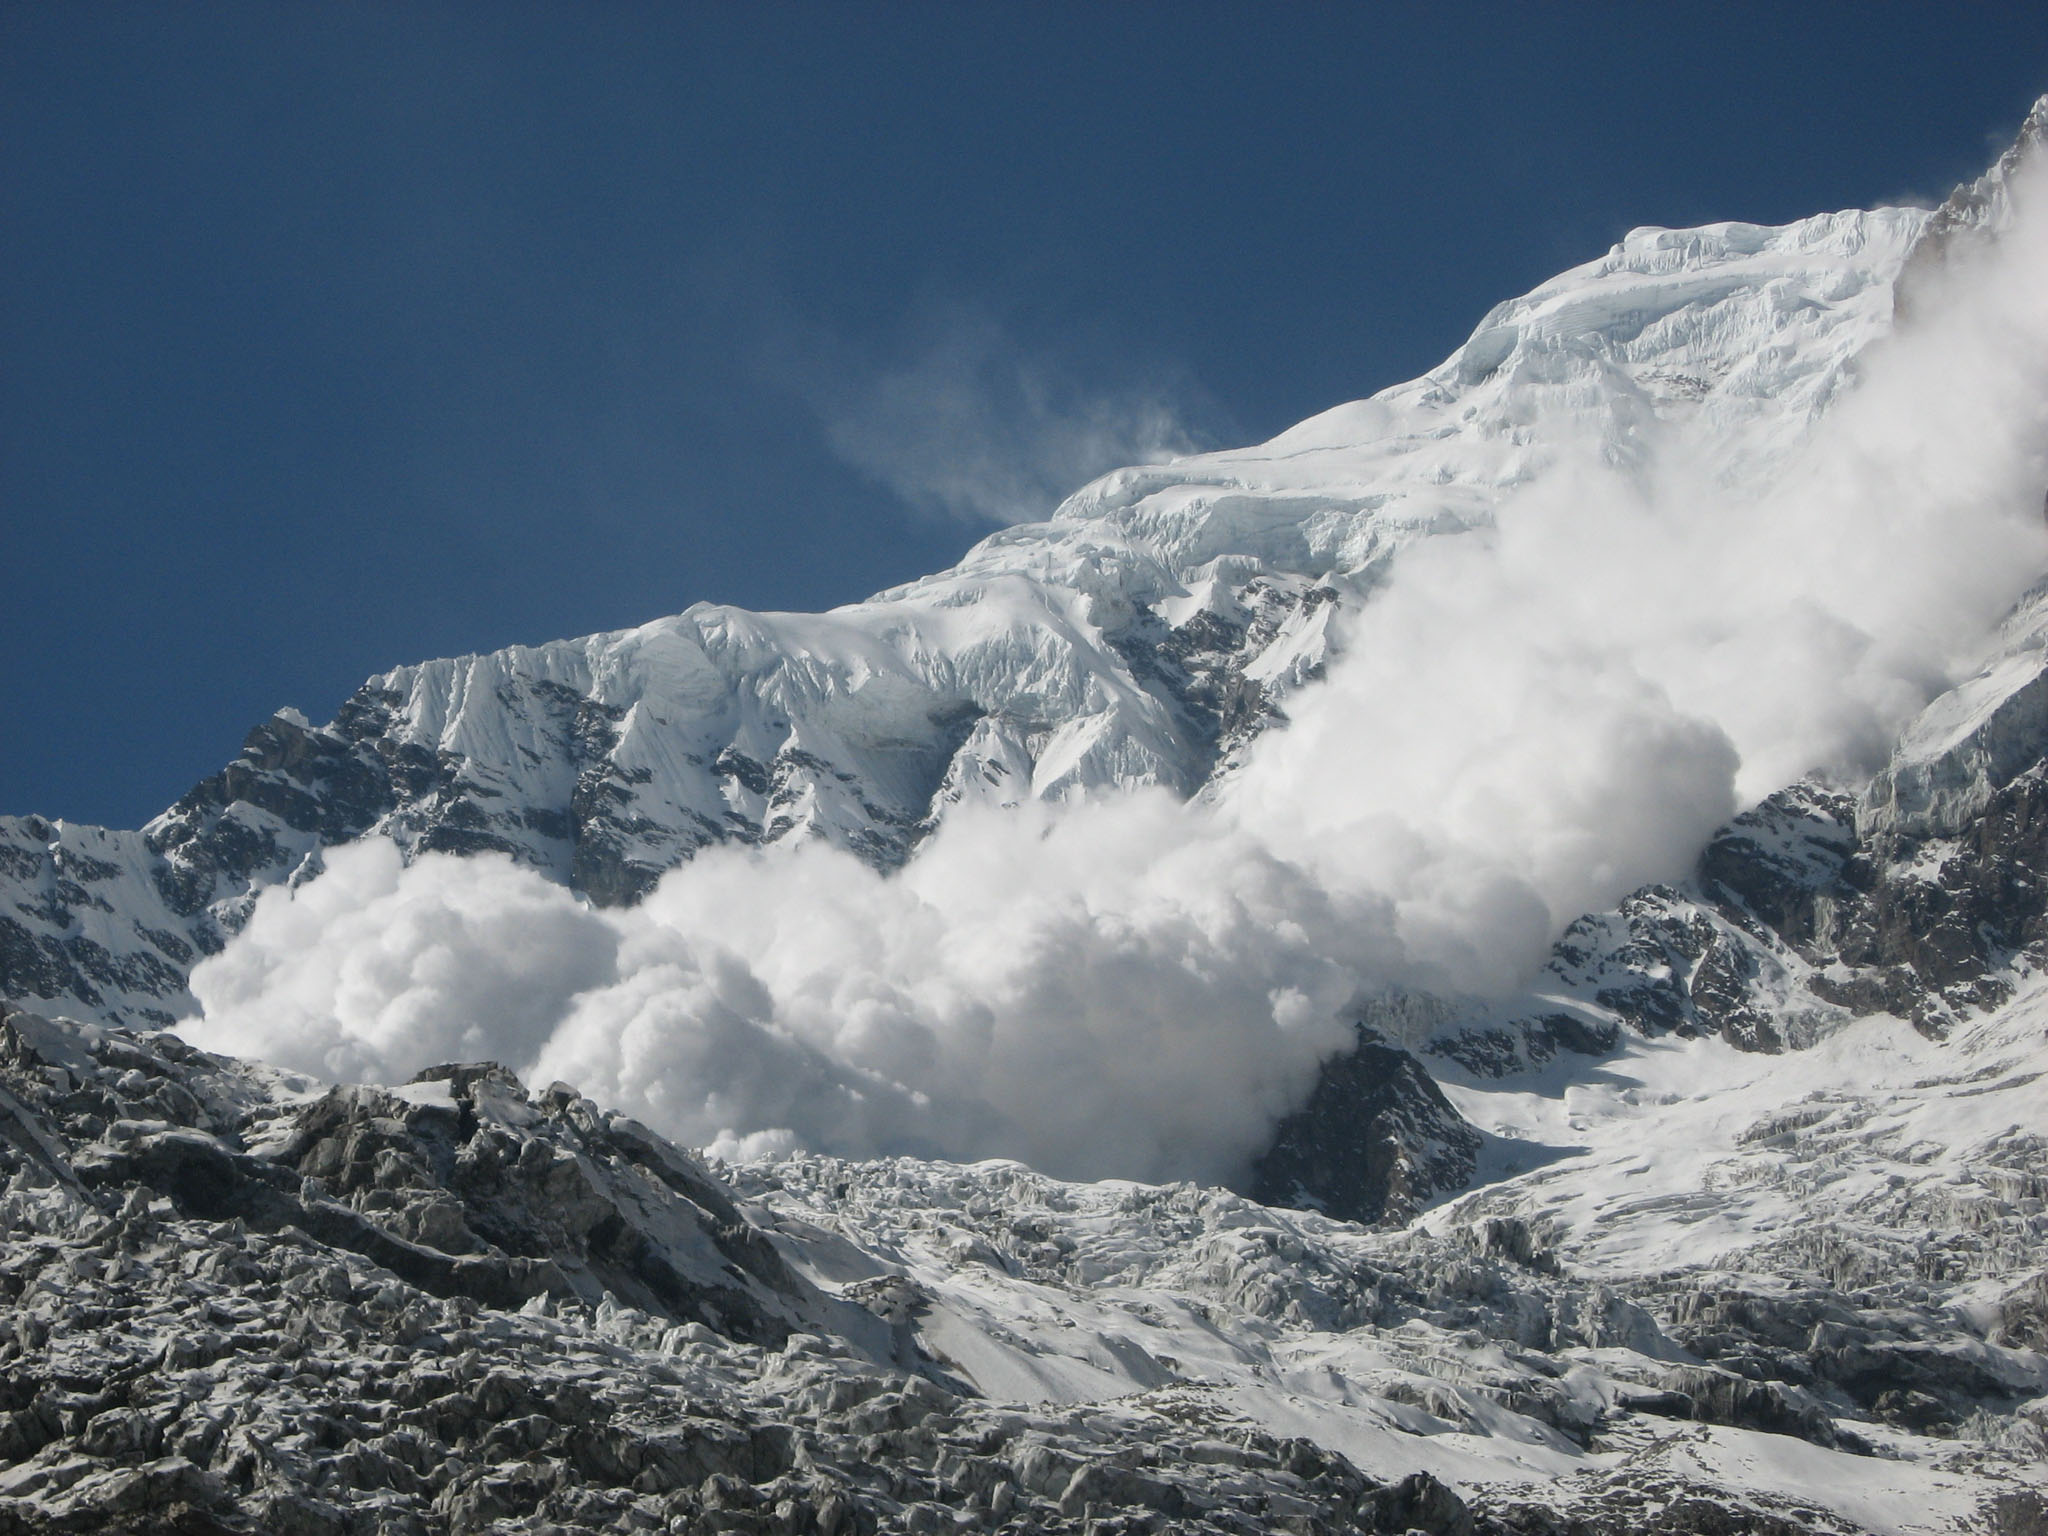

left=817, top=304, right=1209, bottom=526
left=179, top=170, right=2048, bottom=1188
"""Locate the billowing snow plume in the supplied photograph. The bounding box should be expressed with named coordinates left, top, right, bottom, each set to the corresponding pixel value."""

left=186, top=802, right=1388, bottom=1184
left=182, top=164, right=2048, bottom=1185
left=1232, top=184, right=2048, bottom=990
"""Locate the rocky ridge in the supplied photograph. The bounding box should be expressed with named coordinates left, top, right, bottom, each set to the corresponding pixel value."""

left=1427, top=577, right=2048, bottom=1084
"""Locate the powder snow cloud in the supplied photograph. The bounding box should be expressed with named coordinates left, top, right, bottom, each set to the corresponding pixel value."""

left=181, top=167, right=2048, bottom=1187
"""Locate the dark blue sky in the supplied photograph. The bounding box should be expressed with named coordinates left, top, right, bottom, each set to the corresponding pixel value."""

left=5, top=3, right=2046, bottom=827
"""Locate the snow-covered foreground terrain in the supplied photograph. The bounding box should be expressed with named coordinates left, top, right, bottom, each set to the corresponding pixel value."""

left=731, top=997, right=2048, bottom=1533
left=2, top=997, right=2042, bottom=1533
left=1438, top=989, right=2048, bottom=1286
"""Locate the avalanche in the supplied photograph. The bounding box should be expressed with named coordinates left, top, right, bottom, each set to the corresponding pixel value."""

left=1, top=92, right=2046, bottom=1536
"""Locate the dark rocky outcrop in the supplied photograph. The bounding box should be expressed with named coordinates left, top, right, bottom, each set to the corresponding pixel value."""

left=0, top=1009, right=817, bottom=1347
left=1433, top=738, right=2048, bottom=1083
left=1249, top=1026, right=1482, bottom=1226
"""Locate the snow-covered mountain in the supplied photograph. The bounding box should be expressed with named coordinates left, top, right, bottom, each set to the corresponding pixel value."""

left=2, top=182, right=1931, bottom=1030
left=2, top=95, right=2046, bottom=1536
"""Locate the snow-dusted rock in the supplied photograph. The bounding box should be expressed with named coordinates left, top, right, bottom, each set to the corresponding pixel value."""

left=1250, top=1026, right=1482, bottom=1227
left=6, top=997, right=2043, bottom=1534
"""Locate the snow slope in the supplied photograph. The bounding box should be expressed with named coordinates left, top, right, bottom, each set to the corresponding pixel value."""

left=729, top=981, right=2048, bottom=1534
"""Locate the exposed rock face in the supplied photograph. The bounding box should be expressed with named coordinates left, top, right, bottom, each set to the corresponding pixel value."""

left=1896, top=91, right=2048, bottom=311
left=1249, top=1028, right=1482, bottom=1227
left=1438, top=601, right=2048, bottom=1077
left=0, top=818, right=216, bottom=1030
left=0, top=1009, right=826, bottom=1346
left=1434, top=782, right=1871, bottom=1072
